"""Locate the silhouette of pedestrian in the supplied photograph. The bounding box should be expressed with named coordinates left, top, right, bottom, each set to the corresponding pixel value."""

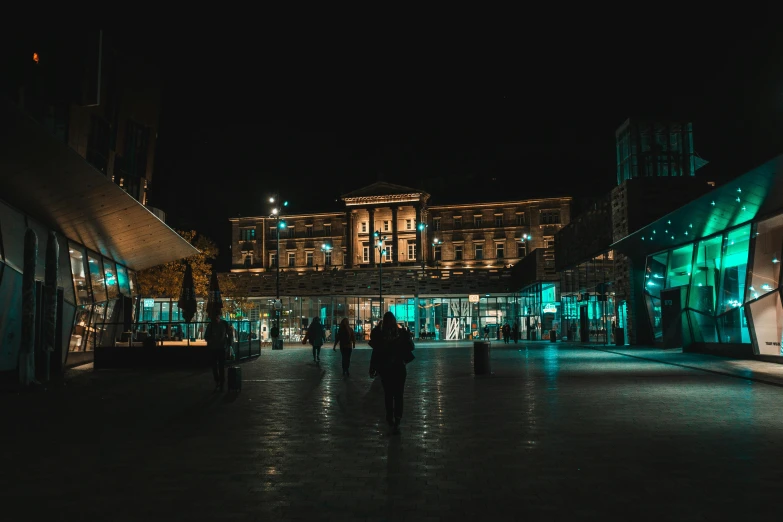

left=333, top=317, right=356, bottom=377
left=306, top=317, right=325, bottom=363
left=369, top=311, right=415, bottom=434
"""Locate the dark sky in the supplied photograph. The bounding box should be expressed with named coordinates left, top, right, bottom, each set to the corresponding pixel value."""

left=150, top=18, right=783, bottom=270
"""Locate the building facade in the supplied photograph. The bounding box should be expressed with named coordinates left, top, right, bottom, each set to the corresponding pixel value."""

left=227, top=182, right=571, bottom=342
left=554, top=119, right=714, bottom=346
left=3, top=29, right=164, bottom=215
left=0, top=98, right=197, bottom=375
left=614, top=155, right=783, bottom=358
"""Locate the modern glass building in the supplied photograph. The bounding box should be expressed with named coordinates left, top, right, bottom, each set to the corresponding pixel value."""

left=612, top=155, right=783, bottom=357
left=0, top=99, right=197, bottom=373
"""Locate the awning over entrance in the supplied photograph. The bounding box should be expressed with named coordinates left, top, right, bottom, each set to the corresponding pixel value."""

left=0, top=99, right=198, bottom=270
left=611, top=155, right=783, bottom=257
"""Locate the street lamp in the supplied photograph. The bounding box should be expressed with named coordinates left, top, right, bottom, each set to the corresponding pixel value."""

left=417, top=221, right=427, bottom=270
left=320, top=243, right=332, bottom=269
left=432, top=237, right=440, bottom=268
left=374, top=231, right=387, bottom=319
left=269, top=195, right=288, bottom=347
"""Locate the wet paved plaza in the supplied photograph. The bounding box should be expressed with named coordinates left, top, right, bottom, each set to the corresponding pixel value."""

left=3, top=341, right=783, bottom=521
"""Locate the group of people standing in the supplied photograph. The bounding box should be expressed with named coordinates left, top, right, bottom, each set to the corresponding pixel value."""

left=206, top=311, right=414, bottom=434
left=482, top=322, right=520, bottom=343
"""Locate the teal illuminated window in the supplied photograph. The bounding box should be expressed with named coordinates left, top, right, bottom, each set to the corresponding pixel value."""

left=666, top=244, right=693, bottom=289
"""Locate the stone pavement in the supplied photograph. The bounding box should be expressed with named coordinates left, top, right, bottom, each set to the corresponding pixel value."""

left=3, top=341, right=783, bottom=521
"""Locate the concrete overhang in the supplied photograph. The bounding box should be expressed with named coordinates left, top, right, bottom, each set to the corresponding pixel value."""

left=610, top=156, right=783, bottom=257
left=0, top=99, right=198, bottom=270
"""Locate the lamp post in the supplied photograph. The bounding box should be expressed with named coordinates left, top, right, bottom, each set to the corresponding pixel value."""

left=269, top=196, right=288, bottom=347
left=432, top=237, right=440, bottom=268
left=417, top=221, right=427, bottom=270
left=374, top=231, right=387, bottom=319
left=320, top=243, right=332, bottom=269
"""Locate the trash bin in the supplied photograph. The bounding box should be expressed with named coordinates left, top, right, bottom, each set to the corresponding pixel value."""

left=614, top=327, right=624, bottom=346
left=473, top=341, right=491, bottom=375
left=550, top=330, right=557, bottom=342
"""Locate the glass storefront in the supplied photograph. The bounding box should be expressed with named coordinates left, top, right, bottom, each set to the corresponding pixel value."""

left=67, top=241, right=137, bottom=353
left=560, top=251, right=617, bottom=343
left=642, top=218, right=781, bottom=352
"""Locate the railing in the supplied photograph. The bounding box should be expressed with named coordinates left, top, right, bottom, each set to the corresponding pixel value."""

left=94, top=320, right=262, bottom=360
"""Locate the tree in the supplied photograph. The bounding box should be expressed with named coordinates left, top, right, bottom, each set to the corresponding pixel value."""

left=220, top=273, right=255, bottom=320
left=136, top=230, right=218, bottom=299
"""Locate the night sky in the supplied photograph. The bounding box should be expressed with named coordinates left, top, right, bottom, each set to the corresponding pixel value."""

left=147, top=21, right=781, bottom=270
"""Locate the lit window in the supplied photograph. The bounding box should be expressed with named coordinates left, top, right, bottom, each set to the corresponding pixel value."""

left=241, top=228, right=256, bottom=241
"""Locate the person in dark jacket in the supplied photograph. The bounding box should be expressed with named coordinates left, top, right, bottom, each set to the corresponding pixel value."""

left=333, top=317, right=356, bottom=377
left=369, top=311, right=414, bottom=434
left=204, top=314, right=231, bottom=392
left=307, top=317, right=325, bottom=363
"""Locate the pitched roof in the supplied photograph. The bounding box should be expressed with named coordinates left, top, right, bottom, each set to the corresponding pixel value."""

left=341, top=182, right=429, bottom=200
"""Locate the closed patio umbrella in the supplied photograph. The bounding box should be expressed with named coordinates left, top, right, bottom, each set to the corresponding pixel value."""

left=178, top=262, right=197, bottom=346
left=205, top=269, right=223, bottom=320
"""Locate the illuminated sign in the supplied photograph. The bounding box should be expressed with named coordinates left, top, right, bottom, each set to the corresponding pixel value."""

left=468, top=294, right=479, bottom=303
left=543, top=304, right=558, bottom=314
left=143, top=299, right=155, bottom=308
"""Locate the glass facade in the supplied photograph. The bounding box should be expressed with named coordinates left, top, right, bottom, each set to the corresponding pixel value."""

left=560, top=252, right=617, bottom=343
left=67, top=241, right=137, bottom=354
left=642, top=217, right=783, bottom=352
left=0, top=200, right=139, bottom=370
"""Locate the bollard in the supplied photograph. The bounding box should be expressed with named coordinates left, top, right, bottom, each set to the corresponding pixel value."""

left=473, top=341, right=491, bottom=375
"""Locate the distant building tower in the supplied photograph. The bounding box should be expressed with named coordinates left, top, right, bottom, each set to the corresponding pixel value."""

left=615, top=119, right=708, bottom=185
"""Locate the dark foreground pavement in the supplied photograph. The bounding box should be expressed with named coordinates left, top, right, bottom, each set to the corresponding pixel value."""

left=3, top=342, right=783, bottom=521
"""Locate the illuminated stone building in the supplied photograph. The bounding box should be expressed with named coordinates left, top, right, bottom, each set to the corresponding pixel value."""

left=227, top=182, right=571, bottom=342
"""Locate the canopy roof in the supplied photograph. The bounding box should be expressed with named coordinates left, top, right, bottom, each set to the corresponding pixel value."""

left=611, top=155, right=783, bottom=256
left=0, top=99, right=198, bottom=270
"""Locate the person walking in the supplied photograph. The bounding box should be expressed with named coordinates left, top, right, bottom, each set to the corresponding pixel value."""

left=204, top=313, right=231, bottom=392
left=483, top=325, right=489, bottom=340
left=369, top=311, right=415, bottom=434
left=512, top=322, right=519, bottom=344
left=333, top=317, right=356, bottom=377
left=307, top=316, right=326, bottom=363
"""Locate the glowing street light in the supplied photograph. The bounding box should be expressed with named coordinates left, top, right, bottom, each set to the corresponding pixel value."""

left=375, top=231, right=388, bottom=316
left=269, top=194, right=290, bottom=348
